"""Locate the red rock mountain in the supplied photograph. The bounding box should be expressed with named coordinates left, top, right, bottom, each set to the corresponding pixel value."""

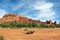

left=0, top=14, right=41, bottom=24
left=0, top=14, right=57, bottom=27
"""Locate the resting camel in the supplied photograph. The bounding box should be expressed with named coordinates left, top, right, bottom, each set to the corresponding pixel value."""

left=24, top=28, right=34, bottom=34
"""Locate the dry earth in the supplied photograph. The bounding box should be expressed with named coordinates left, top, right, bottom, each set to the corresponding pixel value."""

left=0, top=28, right=60, bottom=40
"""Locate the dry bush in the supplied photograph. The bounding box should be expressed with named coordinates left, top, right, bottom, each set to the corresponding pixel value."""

left=0, top=36, right=4, bottom=40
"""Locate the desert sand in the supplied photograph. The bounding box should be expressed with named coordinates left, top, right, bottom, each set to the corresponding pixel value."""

left=0, top=28, right=60, bottom=40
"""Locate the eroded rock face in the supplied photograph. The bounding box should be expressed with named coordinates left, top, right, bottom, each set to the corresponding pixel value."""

left=0, top=14, right=41, bottom=24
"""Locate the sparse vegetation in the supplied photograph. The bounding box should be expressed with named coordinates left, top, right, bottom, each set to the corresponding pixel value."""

left=0, top=21, right=58, bottom=28
left=40, top=23, right=49, bottom=28
left=56, top=23, right=60, bottom=28
left=26, top=23, right=38, bottom=28
left=0, top=36, right=4, bottom=40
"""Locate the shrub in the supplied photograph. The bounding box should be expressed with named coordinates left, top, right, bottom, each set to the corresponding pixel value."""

left=16, top=23, right=26, bottom=28
left=40, top=23, right=49, bottom=28
left=26, top=23, right=32, bottom=28
left=56, top=23, right=60, bottom=28
left=0, top=23, right=8, bottom=28
left=9, top=22, right=17, bottom=28
left=26, top=23, right=38, bottom=28
left=0, top=22, right=58, bottom=28
left=0, top=36, right=4, bottom=40
left=31, top=23, right=38, bottom=28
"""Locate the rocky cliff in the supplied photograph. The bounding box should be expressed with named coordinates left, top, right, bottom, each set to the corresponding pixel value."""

left=0, top=14, right=41, bottom=24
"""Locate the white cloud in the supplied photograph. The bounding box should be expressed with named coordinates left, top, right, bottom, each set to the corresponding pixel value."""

left=12, top=3, right=25, bottom=11
left=37, top=11, right=56, bottom=21
left=28, top=0, right=56, bottom=21
left=0, top=9, right=8, bottom=18
left=33, top=3, right=54, bottom=10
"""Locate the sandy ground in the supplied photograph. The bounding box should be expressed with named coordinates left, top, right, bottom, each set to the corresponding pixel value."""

left=0, top=28, right=60, bottom=40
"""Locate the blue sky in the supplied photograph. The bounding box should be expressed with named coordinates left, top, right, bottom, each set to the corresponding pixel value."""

left=0, top=0, right=60, bottom=23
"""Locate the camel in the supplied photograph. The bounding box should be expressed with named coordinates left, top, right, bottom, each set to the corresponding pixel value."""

left=24, top=28, right=34, bottom=34
left=46, top=20, right=57, bottom=28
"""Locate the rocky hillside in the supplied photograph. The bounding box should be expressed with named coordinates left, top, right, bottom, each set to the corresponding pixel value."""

left=0, top=14, right=40, bottom=24
left=0, top=14, right=57, bottom=27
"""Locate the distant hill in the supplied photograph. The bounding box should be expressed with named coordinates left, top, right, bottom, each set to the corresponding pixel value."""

left=0, top=14, right=40, bottom=24
left=0, top=14, right=57, bottom=27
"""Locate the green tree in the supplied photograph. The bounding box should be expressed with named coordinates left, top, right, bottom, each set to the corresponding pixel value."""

left=26, top=23, right=32, bottom=28
left=31, top=23, right=38, bottom=28
left=16, top=22, right=26, bottom=28
left=26, top=23, right=38, bottom=28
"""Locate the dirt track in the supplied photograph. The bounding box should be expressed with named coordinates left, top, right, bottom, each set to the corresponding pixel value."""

left=0, top=28, right=60, bottom=40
